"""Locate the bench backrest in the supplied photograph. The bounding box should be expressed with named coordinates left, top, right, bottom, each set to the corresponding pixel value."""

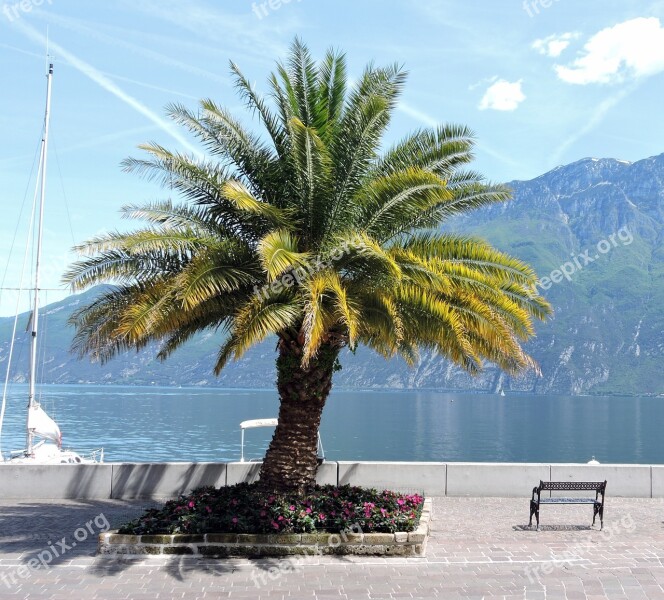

left=539, top=480, right=606, bottom=493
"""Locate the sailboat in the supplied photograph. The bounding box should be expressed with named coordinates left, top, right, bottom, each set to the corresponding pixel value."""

left=0, top=63, right=103, bottom=465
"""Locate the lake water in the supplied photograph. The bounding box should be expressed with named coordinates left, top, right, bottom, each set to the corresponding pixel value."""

left=0, top=385, right=660, bottom=464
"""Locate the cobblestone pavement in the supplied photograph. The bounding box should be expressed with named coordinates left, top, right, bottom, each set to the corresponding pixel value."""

left=1, top=497, right=664, bottom=599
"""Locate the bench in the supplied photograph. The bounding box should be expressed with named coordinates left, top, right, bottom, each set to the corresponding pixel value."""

left=529, top=480, right=606, bottom=530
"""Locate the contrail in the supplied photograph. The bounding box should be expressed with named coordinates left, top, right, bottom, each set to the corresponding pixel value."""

left=0, top=41, right=43, bottom=58
left=551, top=84, right=638, bottom=165
left=1, top=39, right=201, bottom=101
left=0, top=126, right=159, bottom=170
left=11, top=20, right=203, bottom=158
left=398, top=102, right=439, bottom=128
left=100, top=72, right=201, bottom=101
left=32, top=11, right=231, bottom=86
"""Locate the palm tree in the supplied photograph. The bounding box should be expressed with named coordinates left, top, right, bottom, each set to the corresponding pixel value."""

left=64, top=40, right=551, bottom=494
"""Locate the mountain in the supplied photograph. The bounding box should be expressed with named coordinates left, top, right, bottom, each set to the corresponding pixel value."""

left=2, top=153, right=664, bottom=395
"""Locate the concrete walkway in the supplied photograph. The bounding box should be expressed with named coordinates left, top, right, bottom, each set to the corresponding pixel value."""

left=1, top=497, right=664, bottom=599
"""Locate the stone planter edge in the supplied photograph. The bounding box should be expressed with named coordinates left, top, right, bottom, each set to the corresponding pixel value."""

left=98, top=498, right=432, bottom=557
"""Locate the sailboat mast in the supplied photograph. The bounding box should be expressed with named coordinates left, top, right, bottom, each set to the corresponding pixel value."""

left=26, top=62, right=53, bottom=455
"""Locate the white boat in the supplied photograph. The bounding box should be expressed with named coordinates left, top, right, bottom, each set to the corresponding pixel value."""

left=239, top=418, right=324, bottom=463
left=0, top=63, right=103, bottom=465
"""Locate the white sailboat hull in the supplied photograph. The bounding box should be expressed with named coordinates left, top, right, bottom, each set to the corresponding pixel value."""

left=4, top=440, right=102, bottom=464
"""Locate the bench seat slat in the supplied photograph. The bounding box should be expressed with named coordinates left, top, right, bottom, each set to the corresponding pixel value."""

left=539, top=498, right=598, bottom=504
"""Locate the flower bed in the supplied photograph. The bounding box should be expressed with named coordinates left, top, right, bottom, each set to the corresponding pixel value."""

left=118, top=483, right=424, bottom=535
left=99, top=484, right=431, bottom=558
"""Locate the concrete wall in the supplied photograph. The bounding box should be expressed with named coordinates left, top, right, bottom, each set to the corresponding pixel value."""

left=1, top=462, right=662, bottom=500
left=446, top=463, right=550, bottom=497
left=338, top=462, right=447, bottom=495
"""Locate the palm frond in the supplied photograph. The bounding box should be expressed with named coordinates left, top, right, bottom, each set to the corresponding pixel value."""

left=376, top=124, right=475, bottom=178
left=166, top=100, right=276, bottom=195
left=359, top=168, right=453, bottom=239
left=221, top=180, right=292, bottom=228
left=314, top=47, right=347, bottom=141
left=216, top=294, right=302, bottom=373
left=257, top=229, right=312, bottom=281
left=229, top=60, right=287, bottom=157
left=288, top=117, right=333, bottom=244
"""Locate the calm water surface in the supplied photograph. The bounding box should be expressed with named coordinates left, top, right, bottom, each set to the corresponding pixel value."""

left=0, top=385, right=660, bottom=463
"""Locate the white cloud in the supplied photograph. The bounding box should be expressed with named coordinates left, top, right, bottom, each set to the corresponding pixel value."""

left=532, top=33, right=579, bottom=58
left=478, top=79, right=525, bottom=111
left=556, top=17, right=664, bottom=84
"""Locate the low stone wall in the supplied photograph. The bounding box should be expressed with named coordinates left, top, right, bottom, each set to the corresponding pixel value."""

left=98, top=499, right=432, bottom=557
left=1, top=462, right=662, bottom=500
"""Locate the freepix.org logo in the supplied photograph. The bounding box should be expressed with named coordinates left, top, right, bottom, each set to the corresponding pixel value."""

left=531, top=226, right=633, bottom=295
left=2, top=0, right=53, bottom=22
left=0, top=513, right=110, bottom=590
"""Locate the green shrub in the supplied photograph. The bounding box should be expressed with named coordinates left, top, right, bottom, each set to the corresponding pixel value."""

left=119, top=483, right=424, bottom=535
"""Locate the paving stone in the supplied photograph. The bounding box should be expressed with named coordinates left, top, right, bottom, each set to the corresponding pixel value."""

left=2, top=497, right=664, bottom=598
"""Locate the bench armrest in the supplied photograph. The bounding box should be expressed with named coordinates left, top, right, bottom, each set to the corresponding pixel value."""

left=531, top=486, right=540, bottom=501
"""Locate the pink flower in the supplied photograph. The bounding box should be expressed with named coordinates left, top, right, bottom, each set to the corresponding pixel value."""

left=188, top=501, right=195, bottom=508
left=206, top=506, right=212, bottom=514
left=397, top=499, right=405, bottom=506
left=289, top=505, right=296, bottom=511
left=305, top=508, right=312, bottom=514
left=271, top=521, right=280, bottom=530
left=319, top=513, right=326, bottom=521
left=232, top=517, right=238, bottom=524
left=260, top=510, right=267, bottom=517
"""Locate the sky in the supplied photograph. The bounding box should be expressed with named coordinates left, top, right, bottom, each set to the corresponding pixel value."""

left=1, top=0, right=663, bottom=316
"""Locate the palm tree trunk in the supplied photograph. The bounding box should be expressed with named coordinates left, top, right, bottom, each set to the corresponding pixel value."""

left=258, top=339, right=339, bottom=494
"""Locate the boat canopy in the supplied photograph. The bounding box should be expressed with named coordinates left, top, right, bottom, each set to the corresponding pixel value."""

left=27, top=405, right=61, bottom=447
left=239, top=418, right=324, bottom=462
left=240, top=418, right=278, bottom=430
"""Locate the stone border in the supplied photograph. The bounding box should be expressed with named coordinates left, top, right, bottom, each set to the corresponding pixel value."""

left=98, top=499, right=431, bottom=557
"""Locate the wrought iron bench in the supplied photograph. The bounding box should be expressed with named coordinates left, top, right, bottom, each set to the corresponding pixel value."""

left=529, top=480, right=607, bottom=530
